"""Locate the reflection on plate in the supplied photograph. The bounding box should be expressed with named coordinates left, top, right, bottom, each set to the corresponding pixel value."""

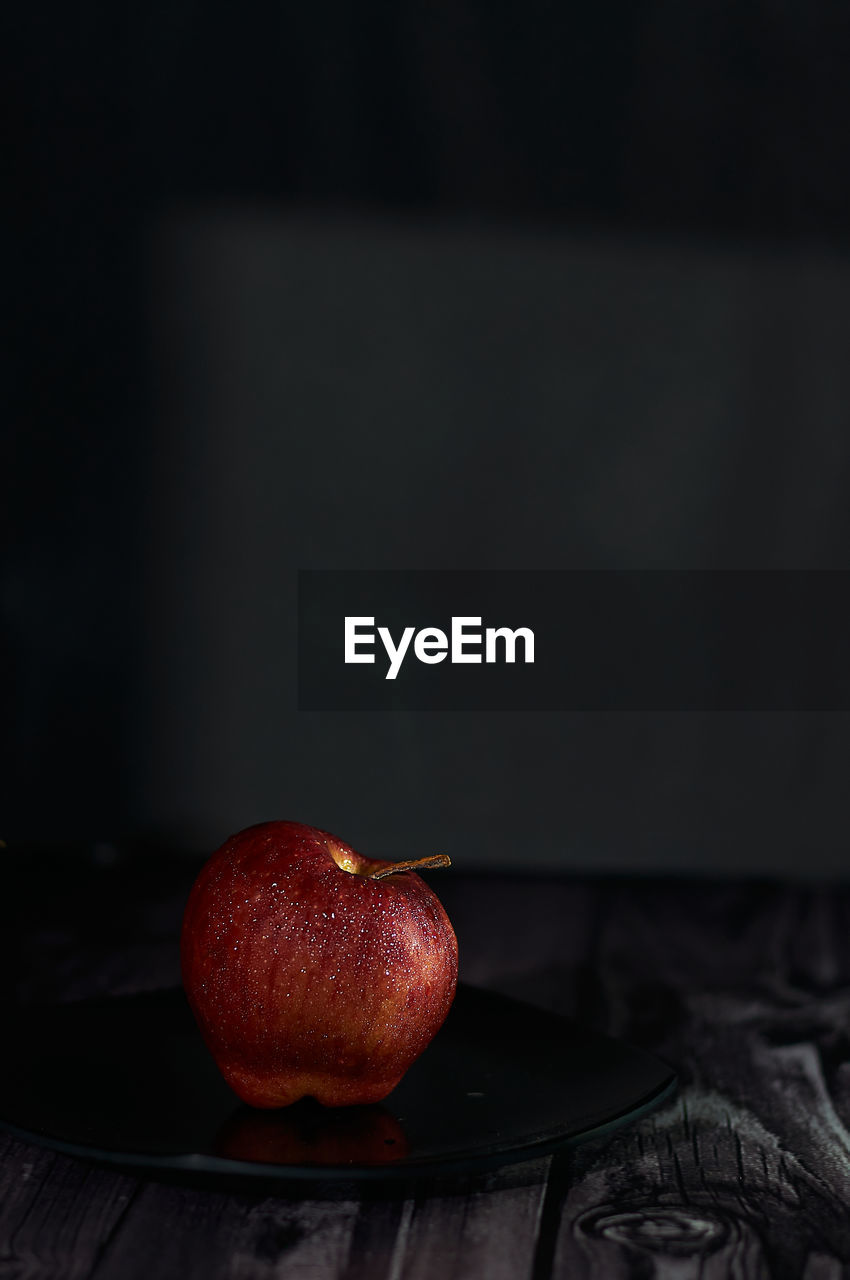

left=0, top=983, right=676, bottom=1181
left=215, top=1100, right=410, bottom=1166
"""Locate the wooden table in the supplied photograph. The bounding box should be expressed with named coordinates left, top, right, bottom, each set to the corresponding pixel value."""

left=3, top=850, right=850, bottom=1278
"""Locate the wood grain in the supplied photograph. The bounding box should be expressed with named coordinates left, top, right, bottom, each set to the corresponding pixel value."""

left=4, top=857, right=850, bottom=1278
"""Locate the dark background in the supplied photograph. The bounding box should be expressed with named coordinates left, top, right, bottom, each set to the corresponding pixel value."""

left=5, top=1, right=850, bottom=873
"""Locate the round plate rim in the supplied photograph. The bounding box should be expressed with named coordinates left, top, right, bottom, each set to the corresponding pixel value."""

left=0, top=1073, right=677, bottom=1182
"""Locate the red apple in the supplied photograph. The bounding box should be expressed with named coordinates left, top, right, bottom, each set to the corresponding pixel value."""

left=181, top=821, right=458, bottom=1107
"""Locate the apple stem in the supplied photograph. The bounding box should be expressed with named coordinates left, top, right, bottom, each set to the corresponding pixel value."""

left=369, top=854, right=452, bottom=880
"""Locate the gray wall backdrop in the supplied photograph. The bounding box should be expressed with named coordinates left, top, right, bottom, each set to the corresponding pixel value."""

left=134, top=211, right=850, bottom=875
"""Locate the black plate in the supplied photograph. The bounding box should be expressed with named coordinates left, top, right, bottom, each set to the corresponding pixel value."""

left=0, top=984, right=676, bottom=1180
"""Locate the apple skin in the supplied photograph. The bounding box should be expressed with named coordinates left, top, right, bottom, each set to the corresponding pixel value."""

left=181, top=821, right=458, bottom=1108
